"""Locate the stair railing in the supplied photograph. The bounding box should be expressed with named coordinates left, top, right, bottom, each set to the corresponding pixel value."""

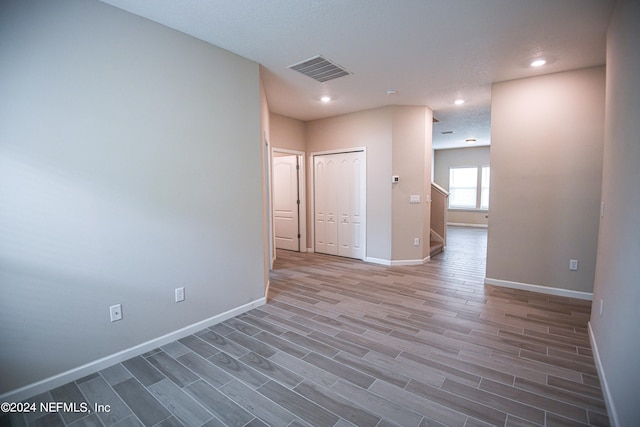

left=430, top=183, right=449, bottom=249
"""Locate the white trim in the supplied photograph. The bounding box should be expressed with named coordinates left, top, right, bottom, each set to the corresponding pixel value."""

left=309, top=154, right=315, bottom=253
left=364, top=257, right=391, bottom=266
left=391, top=257, right=430, bottom=266
left=272, top=148, right=306, bottom=254
left=447, top=222, right=488, bottom=228
left=0, top=298, right=266, bottom=403
left=310, top=148, right=367, bottom=259
left=265, top=135, right=274, bottom=270
left=271, top=147, right=303, bottom=156
left=364, top=256, right=430, bottom=266
left=484, top=278, right=593, bottom=300
left=311, top=147, right=367, bottom=156
left=431, top=182, right=449, bottom=196
left=588, top=322, right=619, bottom=427
left=447, top=209, right=489, bottom=213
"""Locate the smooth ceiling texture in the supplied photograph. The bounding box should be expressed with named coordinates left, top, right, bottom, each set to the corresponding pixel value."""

left=98, top=0, right=614, bottom=148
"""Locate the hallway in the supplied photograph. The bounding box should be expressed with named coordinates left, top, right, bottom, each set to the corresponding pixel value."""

left=429, top=226, right=488, bottom=281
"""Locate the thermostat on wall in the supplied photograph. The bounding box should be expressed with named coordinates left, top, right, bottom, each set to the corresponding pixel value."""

left=392, top=176, right=400, bottom=183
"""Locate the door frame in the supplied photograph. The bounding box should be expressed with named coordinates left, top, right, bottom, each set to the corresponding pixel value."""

left=271, top=148, right=306, bottom=257
left=310, top=147, right=367, bottom=258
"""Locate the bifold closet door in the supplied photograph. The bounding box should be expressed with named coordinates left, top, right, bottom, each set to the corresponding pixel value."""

left=314, top=151, right=364, bottom=259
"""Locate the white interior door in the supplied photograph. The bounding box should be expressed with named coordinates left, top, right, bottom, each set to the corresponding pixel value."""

left=273, top=155, right=299, bottom=251
left=314, top=151, right=365, bottom=259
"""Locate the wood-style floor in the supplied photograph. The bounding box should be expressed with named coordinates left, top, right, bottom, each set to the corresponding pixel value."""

left=5, top=227, right=609, bottom=427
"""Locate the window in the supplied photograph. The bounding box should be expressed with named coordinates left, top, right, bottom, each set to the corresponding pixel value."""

left=449, top=167, right=478, bottom=209
left=449, top=166, right=490, bottom=210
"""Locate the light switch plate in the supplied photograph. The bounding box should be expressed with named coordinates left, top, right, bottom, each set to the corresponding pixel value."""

left=175, top=287, right=185, bottom=303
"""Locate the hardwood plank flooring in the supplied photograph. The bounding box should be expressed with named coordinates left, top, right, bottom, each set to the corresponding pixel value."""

left=4, top=227, right=609, bottom=426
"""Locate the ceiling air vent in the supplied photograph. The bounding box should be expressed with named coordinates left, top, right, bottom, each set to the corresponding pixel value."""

left=288, top=55, right=352, bottom=83
left=441, top=130, right=454, bottom=135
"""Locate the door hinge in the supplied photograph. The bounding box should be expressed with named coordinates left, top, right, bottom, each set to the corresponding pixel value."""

left=297, top=199, right=300, bottom=205
left=296, top=164, right=300, bottom=170
left=297, top=234, right=301, bottom=239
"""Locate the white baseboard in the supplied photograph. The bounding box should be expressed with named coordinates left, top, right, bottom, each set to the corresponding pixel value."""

left=484, top=278, right=593, bottom=300
left=1, top=297, right=266, bottom=403
left=391, top=257, right=430, bottom=266
left=364, top=257, right=391, bottom=266
left=447, top=222, right=488, bottom=228
left=588, top=322, right=619, bottom=427
left=364, top=257, right=430, bottom=266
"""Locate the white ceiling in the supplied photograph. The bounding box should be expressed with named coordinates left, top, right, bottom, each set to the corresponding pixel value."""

left=99, top=0, right=614, bottom=149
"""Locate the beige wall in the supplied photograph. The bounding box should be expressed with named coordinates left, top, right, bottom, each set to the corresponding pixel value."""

left=306, top=106, right=432, bottom=263
left=434, top=146, right=490, bottom=226
left=487, top=67, right=605, bottom=293
left=423, top=112, right=434, bottom=259
left=590, top=0, right=640, bottom=424
left=391, top=106, right=433, bottom=261
left=0, top=0, right=265, bottom=396
left=270, top=113, right=306, bottom=152
left=306, top=108, right=393, bottom=260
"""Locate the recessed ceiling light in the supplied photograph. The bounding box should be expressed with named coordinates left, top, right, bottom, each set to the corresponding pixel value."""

left=387, top=89, right=397, bottom=95
left=320, top=96, right=331, bottom=103
left=465, top=138, right=476, bottom=144
left=454, top=99, right=465, bottom=105
left=531, top=59, right=546, bottom=67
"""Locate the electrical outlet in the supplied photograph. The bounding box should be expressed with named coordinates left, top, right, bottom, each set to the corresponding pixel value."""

left=413, top=237, right=420, bottom=246
left=110, top=304, right=122, bottom=322
left=175, top=287, right=185, bottom=303
left=569, top=259, right=578, bottom=271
